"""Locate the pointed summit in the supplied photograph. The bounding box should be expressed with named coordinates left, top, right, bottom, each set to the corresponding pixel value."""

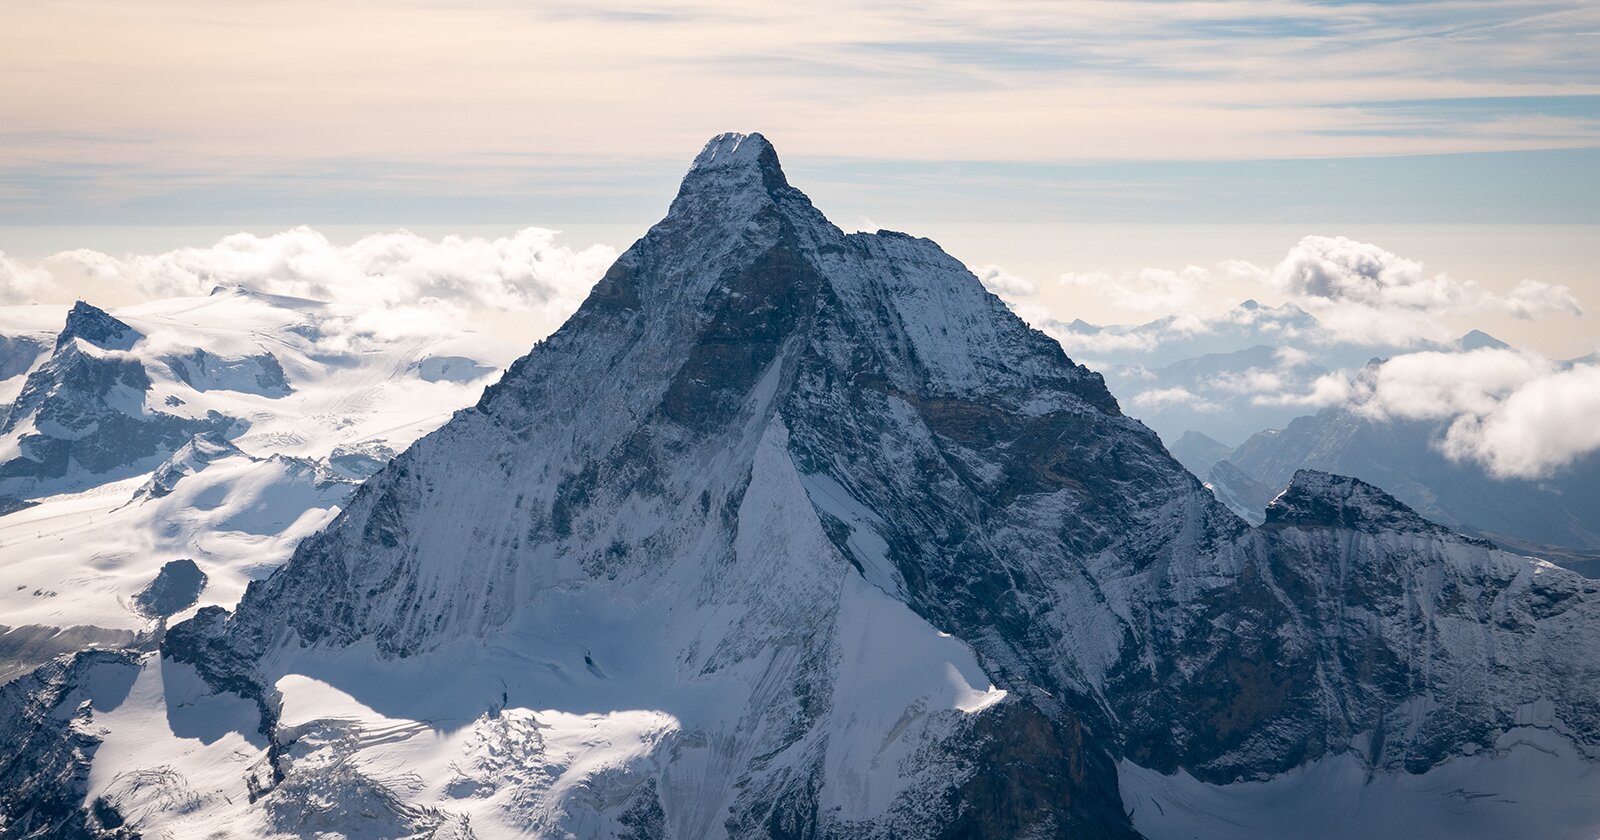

left=1456, top=328, right=1510, bottom=352
left=56, top=300, right=138, bottom=352
left=672, top=132, right=795, bottom=208
left=1264, top=468, right=1464, bottom=537
left=686, top=132, right=781, bottom=179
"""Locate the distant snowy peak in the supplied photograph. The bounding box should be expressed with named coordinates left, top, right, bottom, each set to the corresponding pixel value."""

left=134, top=431, right=248, bottom=500
left=1455, top=328, right=1511, bottom=352
left=1169, top=429, right=1234, bottom=475
left=0, top=302, right=237, bottom=494
left=56, top=300, right=139, bottom=352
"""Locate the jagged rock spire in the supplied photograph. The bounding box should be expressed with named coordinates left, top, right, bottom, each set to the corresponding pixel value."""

left=56, top=300, right=138, bottom=351
left=1264, top=468, right=1464, bottom=537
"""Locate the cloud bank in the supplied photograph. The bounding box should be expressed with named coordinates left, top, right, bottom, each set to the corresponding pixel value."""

left=3, top=227, right=618, bottom=343
left=979, top=237, right=1594, bottom=479
left=1265, top=235, right=1582, bottom=345
left=1005, top=234, right=1585, bottom=353
left=1281, top=348, right=1600, bottom=479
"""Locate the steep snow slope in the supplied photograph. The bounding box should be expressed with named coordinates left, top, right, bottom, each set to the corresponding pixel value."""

left=6, top=133, right=1600, bottom=840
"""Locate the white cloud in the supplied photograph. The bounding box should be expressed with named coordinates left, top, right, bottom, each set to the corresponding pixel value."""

left=1500, top=279, right=1583, bottom=319
left=1274, top=346, right=1311, bottom=368
left=1037, top=321, right=1160, bottom=357
left=1275, top=347, right=1600, bottom=478
left=974, top=264, right=1036, bottom=298
left=31, top=227, right=618, bottom=343
left=1046, top=236, right=1586, bottom=355
left=1266, top=235, right=1584, bottom=345
left=1439, top=365, right=1600, bottom=480
left=1059, top=265, right=1215, bottom=313
left=0, top=251, right=57, bottom=304
left=1211, top=368, right=1287, bottom=395
left=1129, top=386, right=1218, bottom=412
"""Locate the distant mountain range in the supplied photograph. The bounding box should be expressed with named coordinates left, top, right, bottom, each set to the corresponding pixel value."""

left=1048, top=301, right=1513, bottom=446
left=1046, top=297, right=1600, bottom=562
left=0, top=290, right=517, bottom=683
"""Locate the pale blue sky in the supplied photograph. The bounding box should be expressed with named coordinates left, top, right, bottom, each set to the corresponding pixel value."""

left=3, top=0, right=1597, bottom=225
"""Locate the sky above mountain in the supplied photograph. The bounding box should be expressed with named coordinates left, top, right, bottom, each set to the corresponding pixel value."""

left=0, top=3, right=1594, bottom=355
left=3, top=0, right=1596, bottom=222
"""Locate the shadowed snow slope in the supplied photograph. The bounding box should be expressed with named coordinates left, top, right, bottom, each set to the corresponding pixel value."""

left=6, top=133, right=1600, bottom=840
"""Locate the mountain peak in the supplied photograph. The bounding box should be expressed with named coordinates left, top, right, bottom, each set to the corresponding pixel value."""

left=1457, top=329, right=1510, bottom=352
left=1264, top=469, right=1465, bottom=538
left=56, top=300, right=138, bottom=351
left=691, top=131, right=774, bottom=169
left=677, top=131, right=791, bottom=199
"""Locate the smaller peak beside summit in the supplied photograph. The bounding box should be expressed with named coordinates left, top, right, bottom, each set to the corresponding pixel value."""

left=57, top=301, right=138, bottom=352
left=1265, top=469, right=1473, bottom=539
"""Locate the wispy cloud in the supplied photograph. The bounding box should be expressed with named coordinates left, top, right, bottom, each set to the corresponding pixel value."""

left=2, top=0, right=1597, bottom=221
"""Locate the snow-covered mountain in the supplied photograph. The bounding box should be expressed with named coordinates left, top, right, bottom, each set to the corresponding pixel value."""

left=0, top=289, right=519, bottom=683
left=5, top=133, right=1600, bottom=840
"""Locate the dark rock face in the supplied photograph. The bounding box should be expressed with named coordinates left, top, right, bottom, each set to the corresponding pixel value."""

left=410, top=355, right=496, bottom=383
left=0, top=649, right=142, bottom=840
left=1108, top=468, right=1600, bottom=784
left=0, top=335, right=46, bottom=381
left=163, top=348, right=292, bottom=396
left=133, top=559, right=209, bottom=619
left=327, top=440, right=398, bottom=480
left=55, top=301, right=138, bottom=352
left=0, top=625, right=140, bottom=686
left=1264, top=469, right=1468, bottom=537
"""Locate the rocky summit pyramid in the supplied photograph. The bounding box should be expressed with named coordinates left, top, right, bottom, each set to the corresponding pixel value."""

left=7, top=133, right=1600, bottom=840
